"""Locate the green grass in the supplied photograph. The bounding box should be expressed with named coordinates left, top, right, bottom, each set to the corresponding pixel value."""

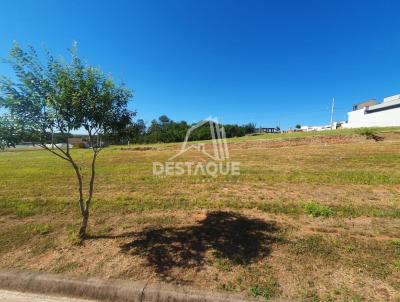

left=293, top=234, right=335, bottom=257
left=304, top=202, right=333, bottom=218
left=219, top=264, right=280, bottom=300
left=53, top=261, right=80, bottom=273
left=389, top=239, right=400, bottom=253
left=33, top=223, right=51, bottom=235
left=0, top=223, right=55, bottom=254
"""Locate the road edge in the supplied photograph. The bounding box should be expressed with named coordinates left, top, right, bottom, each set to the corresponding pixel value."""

left=0, top=270, right=275, bottom=302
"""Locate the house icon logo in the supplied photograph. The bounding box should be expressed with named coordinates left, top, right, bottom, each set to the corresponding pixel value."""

left=169, top=118, right=230, bottom=161
left=152, top=117, right=240, bottom=177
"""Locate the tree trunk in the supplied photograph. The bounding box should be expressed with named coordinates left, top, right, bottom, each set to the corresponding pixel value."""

left=79, top=210, right=89, bottom=239
left=77, top=150, right=97, bottom=240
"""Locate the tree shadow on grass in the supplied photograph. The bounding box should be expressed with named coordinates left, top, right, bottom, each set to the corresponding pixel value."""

left=119, top=211, right=280, bottom=277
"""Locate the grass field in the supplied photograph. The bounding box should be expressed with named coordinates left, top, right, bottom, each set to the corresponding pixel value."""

left=1, top=128, right=400, bottom=301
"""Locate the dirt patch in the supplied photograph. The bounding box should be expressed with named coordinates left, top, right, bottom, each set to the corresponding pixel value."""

left=120, top=146, right=159, bottom=151
left=229, top=135, right=362, bottom=150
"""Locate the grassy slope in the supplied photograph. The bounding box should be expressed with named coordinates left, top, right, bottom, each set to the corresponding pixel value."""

left=1, top=128, right=400, bottom=301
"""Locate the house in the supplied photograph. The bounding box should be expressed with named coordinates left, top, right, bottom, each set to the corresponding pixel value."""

left=67, top=137, right=90, bottom=148
left=256, top=127, right=279, bottom=133
left=344, top=94, right=400, bottom=128
left=352, top=99, right=377, bottom=111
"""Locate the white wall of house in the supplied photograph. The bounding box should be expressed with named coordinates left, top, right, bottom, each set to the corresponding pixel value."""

left=344, top=106, right=400, bottom=128
left=300, top=123, right=336, bottom=131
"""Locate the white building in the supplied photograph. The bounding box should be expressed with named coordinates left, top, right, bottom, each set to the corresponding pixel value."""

left=344, top=94, right=400, bottom=128
left=301, top=123, right=337, bottom=132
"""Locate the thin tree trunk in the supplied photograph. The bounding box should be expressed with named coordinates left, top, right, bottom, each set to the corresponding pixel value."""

left=70, top=161, right=85, bottom=219
left=79, top=211, right=89, bottom=239
left=67, top=158, right=87, bottom=240
left=85, top=152, right=97, bottom=215
left=80, top=151, right=97, bottom=239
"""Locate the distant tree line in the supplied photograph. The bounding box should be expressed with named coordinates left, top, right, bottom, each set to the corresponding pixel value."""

left=1, top=114, right=257, bottom=146
left=105, top=115, right=256, bottom=144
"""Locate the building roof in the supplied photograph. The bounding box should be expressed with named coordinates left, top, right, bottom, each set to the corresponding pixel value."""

left=353, top=99, right=376, bottom=106
left=352, top=99, right=377, bottom=111
left=366, top=98, right=400, bottom=112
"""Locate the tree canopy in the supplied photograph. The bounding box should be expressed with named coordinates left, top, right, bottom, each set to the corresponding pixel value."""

left=0, top=43, right=134, bottom=149
left=0, top=115, right=23, bottom=149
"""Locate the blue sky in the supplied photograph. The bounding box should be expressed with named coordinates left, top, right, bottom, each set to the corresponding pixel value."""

left=1, top=0, right=400, bottom=129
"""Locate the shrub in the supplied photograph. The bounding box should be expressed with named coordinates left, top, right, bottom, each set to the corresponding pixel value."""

left=33, top=224, right=50, bottom=235
left=304, top=202, right=333, bottom=218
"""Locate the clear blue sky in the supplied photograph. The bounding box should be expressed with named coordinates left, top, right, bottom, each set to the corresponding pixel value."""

left=1, top=0, right=400, bottom=129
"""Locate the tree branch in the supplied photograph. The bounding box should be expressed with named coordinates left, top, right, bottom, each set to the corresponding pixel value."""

left=54, top=143, right=70, bottom=158
left=38, top=143, right=70, bottom=162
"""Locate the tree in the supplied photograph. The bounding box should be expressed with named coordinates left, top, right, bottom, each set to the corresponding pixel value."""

left=123, top=119, right=147, bottom=144
left=0, top=43, right=134, bottom=240
left=295, top=124, right=301, bottom=129
left=243, top=123, right=256, bottom=134
left=158, top=115, right=171, bottom=125
left=0, top=115, right=23, bottom=149
left=127, top=119, right=146, bottom=144
left=224, top=124, right=245, bottom=137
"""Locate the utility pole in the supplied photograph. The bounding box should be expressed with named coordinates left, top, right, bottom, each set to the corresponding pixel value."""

left=330, top=97, right=335, bottom=130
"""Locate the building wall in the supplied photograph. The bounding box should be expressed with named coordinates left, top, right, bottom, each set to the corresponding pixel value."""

left=300, top=122, right=337, bottom=131
left=345, top=107, right=400, bottom=128
left=384, top=94, right=400, bottom=103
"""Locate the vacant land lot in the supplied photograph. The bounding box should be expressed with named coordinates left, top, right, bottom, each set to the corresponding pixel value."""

left=1, top=129, right=400, bottom=301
